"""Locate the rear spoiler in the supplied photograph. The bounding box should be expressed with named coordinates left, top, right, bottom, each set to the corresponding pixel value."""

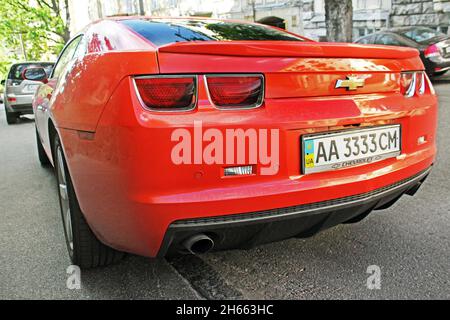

left=158, top=41, right=419, bottom=59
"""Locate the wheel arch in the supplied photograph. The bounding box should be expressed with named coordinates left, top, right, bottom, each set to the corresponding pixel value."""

left=48, top=118, right=58, bottom=165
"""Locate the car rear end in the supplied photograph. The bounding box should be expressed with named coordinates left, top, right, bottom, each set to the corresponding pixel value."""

left=422, top=38, right=450, bottom=75
left=401, top=27, right=450, bottom=76
left=65, top=19, right=437, bottom=258
left=4, top=63, right=53, bottom=116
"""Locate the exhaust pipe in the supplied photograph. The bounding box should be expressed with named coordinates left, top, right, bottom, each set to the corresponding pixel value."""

left=183, top=234, right=214, bottom=255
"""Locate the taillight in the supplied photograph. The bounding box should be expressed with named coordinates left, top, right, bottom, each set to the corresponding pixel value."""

left=400, top=71, right=434, bottom=97
left=424, top=44, right=440, bottom=59
left=134, top=76, right=196, bottom=111
left=425, top=72, right=436, bottom=95
left=206, top=75, right=264, bottom=109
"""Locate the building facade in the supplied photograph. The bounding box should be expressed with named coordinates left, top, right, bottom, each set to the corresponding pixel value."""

left=69, top=0, right=450, bottom=40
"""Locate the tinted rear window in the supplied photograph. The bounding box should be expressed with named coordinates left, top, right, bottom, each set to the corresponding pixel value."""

left=121, top=19, right=304, bottom=47
left=8, top=63, right=54, bottom=81
left=402, top=27, right=446, bottom=44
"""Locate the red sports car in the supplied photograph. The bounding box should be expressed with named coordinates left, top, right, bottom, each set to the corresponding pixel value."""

left=29, top=17, right=437, bottom=269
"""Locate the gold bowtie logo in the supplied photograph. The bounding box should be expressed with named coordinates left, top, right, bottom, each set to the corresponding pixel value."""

left=335, top=76, right=365, bottom=91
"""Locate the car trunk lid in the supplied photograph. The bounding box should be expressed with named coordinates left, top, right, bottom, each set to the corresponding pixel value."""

left=157, top=41, right=422, bottom=98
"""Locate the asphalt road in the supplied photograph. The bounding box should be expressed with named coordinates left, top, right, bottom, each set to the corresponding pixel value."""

left=1, top=80, right=449, bottom=300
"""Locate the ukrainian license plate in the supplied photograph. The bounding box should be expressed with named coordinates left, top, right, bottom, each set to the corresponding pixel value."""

left=302, top=125, right=401, bottom=174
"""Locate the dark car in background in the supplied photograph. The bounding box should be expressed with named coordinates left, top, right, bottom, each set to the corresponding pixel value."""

left=1, top=62, right=54, bottom=124
left=355, top=27, right=450, bottom=77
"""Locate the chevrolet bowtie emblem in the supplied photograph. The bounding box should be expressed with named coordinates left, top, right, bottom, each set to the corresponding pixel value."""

left=335, top=76, right=365, bottom=91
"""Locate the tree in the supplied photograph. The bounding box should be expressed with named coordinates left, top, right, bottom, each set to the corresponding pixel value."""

left=0, top=0, right=70, bottom=68
left=324, top=0, right=353, bottom=42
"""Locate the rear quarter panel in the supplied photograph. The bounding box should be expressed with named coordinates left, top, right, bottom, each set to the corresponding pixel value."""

left=50, top=50, right=159, bottom=132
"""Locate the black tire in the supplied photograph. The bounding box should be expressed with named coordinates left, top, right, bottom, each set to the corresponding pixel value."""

left=36, top=128, right=51, bottom=166
left=5, top=107, right=18, bottom=125
left=53, top=134, right=125, bottom=269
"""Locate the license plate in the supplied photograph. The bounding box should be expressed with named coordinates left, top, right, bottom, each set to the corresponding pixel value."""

left=23, top=84, right=39, bottom=93
left=302, top=125, right=401, bottom=174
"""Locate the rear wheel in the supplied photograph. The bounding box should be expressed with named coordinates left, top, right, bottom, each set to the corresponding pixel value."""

left=54, top=134, right=125, bottom=269
left=36, top=128, right=50, bottom=166
left=5, top=107, right=18, bottom=125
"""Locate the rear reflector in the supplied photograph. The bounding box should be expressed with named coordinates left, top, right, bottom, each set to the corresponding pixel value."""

left=134, top=76, right=196, bottom=111
left=206, top=75, right=264, bottom=109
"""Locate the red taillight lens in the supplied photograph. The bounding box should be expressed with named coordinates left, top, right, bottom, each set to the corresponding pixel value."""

left=424, top=44, right=440, bottom=58
left=400, top=71, right=433, bottom=97
left=206, top=75, right=264, bottom=108
left=134, top=76, right=196, bottom=110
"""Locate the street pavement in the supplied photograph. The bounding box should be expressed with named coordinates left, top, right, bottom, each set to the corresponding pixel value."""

left=1, top=80, right=449, bottom=300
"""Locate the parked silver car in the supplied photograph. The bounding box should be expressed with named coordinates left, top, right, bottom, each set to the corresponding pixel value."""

left=2, top=62, right=54, bottom=124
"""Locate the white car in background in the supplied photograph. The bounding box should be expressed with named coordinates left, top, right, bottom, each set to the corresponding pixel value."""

left=2, top=62, right=54, bottom=124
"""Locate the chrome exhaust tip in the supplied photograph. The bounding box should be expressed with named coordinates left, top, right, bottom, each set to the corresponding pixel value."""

left=182, top=234, right=214, bottom=255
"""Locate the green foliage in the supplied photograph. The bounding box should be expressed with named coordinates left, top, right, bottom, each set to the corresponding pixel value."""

left=0, top=0, right=69, bottom=79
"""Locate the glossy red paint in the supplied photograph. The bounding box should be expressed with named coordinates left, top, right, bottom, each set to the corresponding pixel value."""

left=34, top=18, right=437, bottom=258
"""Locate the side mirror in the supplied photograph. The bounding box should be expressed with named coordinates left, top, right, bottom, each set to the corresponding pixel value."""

left=22, top=67, right=48, bottom=84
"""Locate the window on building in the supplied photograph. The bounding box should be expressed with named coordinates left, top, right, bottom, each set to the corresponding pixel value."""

left=354, top=0, right=391, bottom=10
left=151, top=0, right=159, bottom=10
left=292, top=15, right=298, bottom=27
left=252, top=0, right=264, bottom=5
left=314, top=0, right=325, bottom=13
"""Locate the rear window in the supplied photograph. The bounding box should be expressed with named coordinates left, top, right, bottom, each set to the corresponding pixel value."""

left=402, top=27, right=446, bottom=44
left=121, top=19, right=305, bottom=47
left=8, top=63, right=54, bottom=81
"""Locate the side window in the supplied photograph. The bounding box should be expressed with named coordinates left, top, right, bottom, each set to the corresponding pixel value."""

left=357, top=36, right=372, bottom=44
left=377, top=34, right=402, bottom=46
left=52, top=36, right=83, bottom=79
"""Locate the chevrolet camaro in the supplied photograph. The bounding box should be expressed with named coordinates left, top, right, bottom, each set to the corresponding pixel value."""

left=29, top=17, right=437, bottom=269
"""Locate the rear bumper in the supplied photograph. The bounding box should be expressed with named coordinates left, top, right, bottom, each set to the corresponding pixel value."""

left=5, top=94, right=33, bottom=113
left=158, top=167, right=431, bottom=256
left=6, top=104, right=33, bottom=114
left=426, top=56, right=450, bottom=74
